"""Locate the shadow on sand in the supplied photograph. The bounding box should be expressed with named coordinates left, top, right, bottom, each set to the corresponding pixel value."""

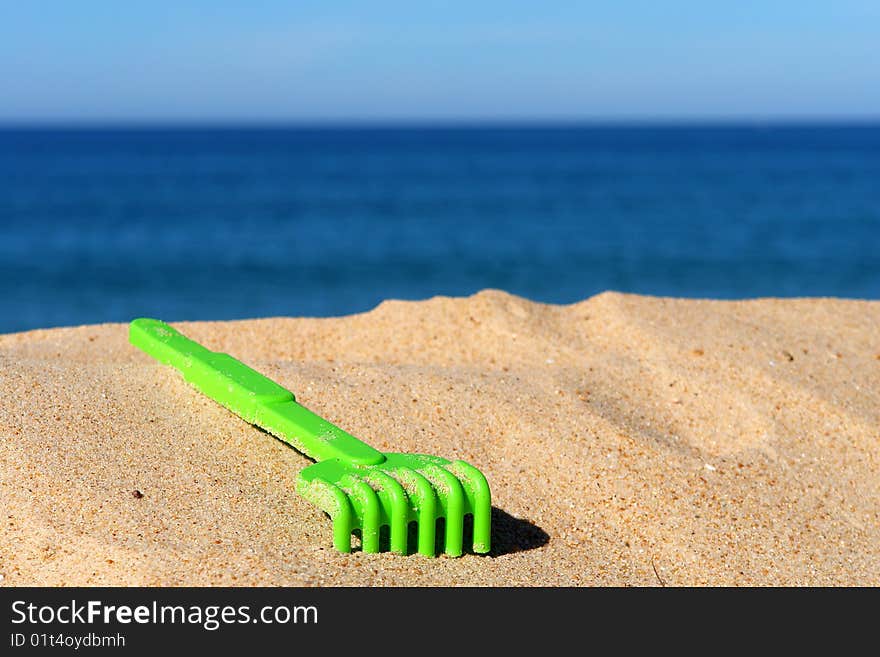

left=487, top=507, right=550, bottom=556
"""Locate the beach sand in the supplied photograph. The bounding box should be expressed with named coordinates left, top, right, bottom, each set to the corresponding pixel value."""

left=1, top=291, right=878, bottom=586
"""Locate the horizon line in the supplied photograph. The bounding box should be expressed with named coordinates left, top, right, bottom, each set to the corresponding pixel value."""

left=1, top=116, right=879, bottom=130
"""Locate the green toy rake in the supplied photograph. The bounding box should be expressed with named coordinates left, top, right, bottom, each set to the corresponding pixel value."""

left=129, top=318, right=491, bottom=557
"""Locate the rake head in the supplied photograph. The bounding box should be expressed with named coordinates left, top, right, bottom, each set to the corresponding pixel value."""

left=297, top=453, right=491, bottom=557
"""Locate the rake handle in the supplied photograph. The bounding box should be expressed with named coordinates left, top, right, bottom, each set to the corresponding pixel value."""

left=130, top=318, right=385, bottom=466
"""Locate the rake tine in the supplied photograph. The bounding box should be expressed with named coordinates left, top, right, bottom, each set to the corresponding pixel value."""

left=422, top=464, right=466, bottom=556
left=446, top=461, right=492, bottom=553
left=395, top=467, right=437, bottom=556
left=367, top=470, right=409, bottom=554
left=310, top=478, right=355, bottom=553
left=346, top=476, right=382, bottom=553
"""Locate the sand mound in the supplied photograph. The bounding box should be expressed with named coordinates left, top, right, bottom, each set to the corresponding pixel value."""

left=1, top=291, right=878, bottom=585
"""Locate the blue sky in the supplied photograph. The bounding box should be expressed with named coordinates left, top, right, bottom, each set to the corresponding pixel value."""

left=2, top=1, right=878, bottom=122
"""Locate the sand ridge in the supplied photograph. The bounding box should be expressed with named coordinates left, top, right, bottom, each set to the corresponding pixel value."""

left=1, top=290, right=879, bottom=585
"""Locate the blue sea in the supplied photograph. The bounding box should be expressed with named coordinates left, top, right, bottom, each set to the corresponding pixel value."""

left=1, top=125, right=878, bottom=333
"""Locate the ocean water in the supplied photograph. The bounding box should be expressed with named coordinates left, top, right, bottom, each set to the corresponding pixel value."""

left=1, top=125, right=878, bottom=333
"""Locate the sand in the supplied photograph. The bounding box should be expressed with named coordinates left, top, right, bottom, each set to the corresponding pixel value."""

left=1, top=290, right=878, bottom=586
